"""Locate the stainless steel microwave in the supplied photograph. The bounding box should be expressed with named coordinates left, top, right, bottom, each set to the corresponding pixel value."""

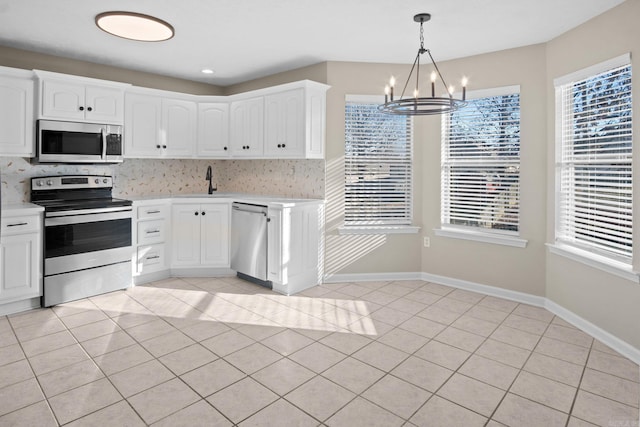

left=34, top=120, right=123, bottom=164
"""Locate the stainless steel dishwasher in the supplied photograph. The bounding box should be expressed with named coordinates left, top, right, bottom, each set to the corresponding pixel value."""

left=230, top=202, right=270, bottom=286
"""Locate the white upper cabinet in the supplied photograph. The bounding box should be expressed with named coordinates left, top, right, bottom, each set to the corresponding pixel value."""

left=0, top=67, right=34, bottom=157
left=163, top=98, right=197, bottom=157
left=36, top=70, right=128, bottom=124
left=230, top=97, right=264, bottom=157
left=124, top=89, right=196, bottom=158
left=123, top=79, right=328, bottom=160
left=264, top=89, right=305, bottom=158
left=230, top=81, right=328, bottom=159
left=124, top=92, right=162, bottom=157
left=197, top=102, right=229, bottom=157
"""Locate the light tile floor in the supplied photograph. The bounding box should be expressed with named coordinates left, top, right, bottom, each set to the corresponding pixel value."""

left=0, top=277, right=638, bottom=426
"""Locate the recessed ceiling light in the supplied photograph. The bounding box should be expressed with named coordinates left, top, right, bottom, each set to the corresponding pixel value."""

left=95, top=11, right=174, bottom=42
left=201, top=69, right=215, bottom=74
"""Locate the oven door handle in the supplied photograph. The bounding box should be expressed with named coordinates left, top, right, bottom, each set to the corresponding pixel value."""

left=45, top=210, right=132, bottom=226
left=46, top=206, right=132, bottom=217
left=101, top=127, right=107, bottom=160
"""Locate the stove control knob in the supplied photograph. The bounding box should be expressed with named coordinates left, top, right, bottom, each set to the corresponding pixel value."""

left=103, top=178, right=108, bottom=184
left=95, top=178, right=100, bottom=184
left=46, top=180, right=53, bottom=186
left=36, top=180, right=43, bottom=187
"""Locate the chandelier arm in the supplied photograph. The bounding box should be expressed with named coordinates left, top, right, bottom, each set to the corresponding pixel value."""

left=426, top=49, right=451, bottom=98
left=399, top=50, right=422, bottom=99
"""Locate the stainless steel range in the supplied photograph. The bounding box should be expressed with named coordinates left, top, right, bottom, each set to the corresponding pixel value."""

left=31, top=175, right=133, bottom=307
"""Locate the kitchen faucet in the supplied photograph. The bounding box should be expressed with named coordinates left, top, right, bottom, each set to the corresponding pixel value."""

left=205, top=165, right=216, bottom=194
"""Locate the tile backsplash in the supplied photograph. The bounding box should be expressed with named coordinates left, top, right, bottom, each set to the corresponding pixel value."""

left=0, top=157, right=325, bottom=204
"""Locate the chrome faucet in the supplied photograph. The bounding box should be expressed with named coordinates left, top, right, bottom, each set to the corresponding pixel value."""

left=205, top=165, right=216, bottom=194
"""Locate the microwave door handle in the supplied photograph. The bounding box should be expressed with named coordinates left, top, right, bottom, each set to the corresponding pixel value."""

left=101, top=128, right=107, bottom=159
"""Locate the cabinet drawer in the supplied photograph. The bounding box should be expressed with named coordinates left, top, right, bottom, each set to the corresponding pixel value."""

left=136, top=244, right=166, bottom=274
left=137, top=219, right=165, bottom=245
left=137, top=204, right=169, bottom=220
left=1, top=215, right=41, bottom=236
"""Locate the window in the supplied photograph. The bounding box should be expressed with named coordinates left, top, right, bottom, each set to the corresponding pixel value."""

left=441, top=86, right=521, bottom=237
left=344, top=96, right=413, bottom=226
left=555, top=54, right=633, bottom=264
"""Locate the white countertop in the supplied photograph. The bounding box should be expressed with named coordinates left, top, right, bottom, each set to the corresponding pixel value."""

left=1, top=203, right=45, bottom=216
left=131, top=193, right=324, bottom=207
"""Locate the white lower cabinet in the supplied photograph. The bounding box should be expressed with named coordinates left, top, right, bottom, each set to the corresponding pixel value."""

left=133, top=201, right=170, bottom=281
left=268, top=203, right=323, bottom=295
left=171, top=202, right=229, bottom=268
left=131, top=197, right=321, bottom=294
left=0, top=209, right=43, bottom=310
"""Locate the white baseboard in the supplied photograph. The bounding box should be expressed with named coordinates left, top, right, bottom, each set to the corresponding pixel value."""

left=171, top=267, right=235, bottom=278
left=0, top=297, right=41, bottom=317
left=323, top=272, right=423, bottom=283
left=323, top=271, right=640, bottom=365
left=544, top=299, right=640, bottom=364
left=420, top=272, right=547, bottom=307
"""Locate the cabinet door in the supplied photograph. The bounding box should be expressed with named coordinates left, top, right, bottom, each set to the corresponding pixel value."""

left=0, top=75, right=34, bottom=156
left=197, top=103, right=229, bottom=157
left=124, top=93, right=162, bottom=158
left=0, top=233, right=41, bottom=303
left=163, top=99, right=196, bottom=157
left=85, top=85, right=124, bottom=123
left=41, top=80, right=85, bottom=120
left=200, top=203, right=230, bottom=267
left=264, top=89, right=304, bottom=158
left=171, top=204, right=201, bottom=266
left=230, top=97, right=264, bottom=157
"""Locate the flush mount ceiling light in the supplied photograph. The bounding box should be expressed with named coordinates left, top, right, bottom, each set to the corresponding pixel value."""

left=95, top=11, right=174, bottom=42
left=379, top=13, right=467, bottom=116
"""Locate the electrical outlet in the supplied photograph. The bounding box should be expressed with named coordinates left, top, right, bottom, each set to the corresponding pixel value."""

left=423, top=237, right=430, bottom=247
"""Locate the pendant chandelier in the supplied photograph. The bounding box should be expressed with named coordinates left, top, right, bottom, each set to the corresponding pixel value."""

left=379, top=13, right=467, bottom=116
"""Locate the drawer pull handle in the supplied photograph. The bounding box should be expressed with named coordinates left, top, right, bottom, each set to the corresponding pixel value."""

left=146, top=255, right=160, bottom=260
left=146, top=210, right=161, bottom=214
left=7, top=222, right=28, bottom=227
left=146, top=230, right=161, bottom=234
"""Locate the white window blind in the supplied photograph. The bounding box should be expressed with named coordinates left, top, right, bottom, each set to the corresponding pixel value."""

left=344, top=98, right=413, bottom=225
left=555, top=58, right=633, bottom=262
left=441, top=89, right=521, bottom=233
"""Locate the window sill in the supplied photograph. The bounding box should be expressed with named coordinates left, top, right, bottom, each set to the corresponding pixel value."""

left=434, top=227, right=528, bottom=248
left=547, top=243, right=640, bottom=284
left=338, top=225, right=421, bottom=235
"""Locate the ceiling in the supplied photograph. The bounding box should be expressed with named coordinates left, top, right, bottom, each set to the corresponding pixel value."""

left=0, top=0, right=626, bottom=87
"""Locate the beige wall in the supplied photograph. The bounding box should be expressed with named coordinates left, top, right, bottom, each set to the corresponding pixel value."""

left=545, top=0, right=640, bottom=349
left=0, top=45, right=224, bottom=95
left=419, top=45, right=548, bottom=296
left=224, top=63, right=328, bottom=95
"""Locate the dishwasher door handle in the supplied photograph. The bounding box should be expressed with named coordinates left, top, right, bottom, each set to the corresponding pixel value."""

left=232, top=206, right=268, bottom=217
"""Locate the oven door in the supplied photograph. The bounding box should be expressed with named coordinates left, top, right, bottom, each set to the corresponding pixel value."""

left=43, top=208, right=132, bottom=307
left=44, top=209, right=132, bottom=259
